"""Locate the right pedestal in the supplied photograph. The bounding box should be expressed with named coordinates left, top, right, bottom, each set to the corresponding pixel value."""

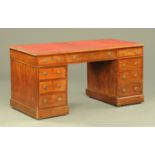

left=86, top=57, right=144, bottom=106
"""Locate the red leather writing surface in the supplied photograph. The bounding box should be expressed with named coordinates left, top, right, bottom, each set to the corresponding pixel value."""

left=10, top=39, right=143, bottom=56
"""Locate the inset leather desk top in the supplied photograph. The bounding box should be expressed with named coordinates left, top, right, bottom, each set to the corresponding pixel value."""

left=10, top=39, right=143, bottom=56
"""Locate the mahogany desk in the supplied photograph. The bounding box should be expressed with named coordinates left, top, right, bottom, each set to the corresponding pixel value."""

left=10, top=39, right=144, bottom=119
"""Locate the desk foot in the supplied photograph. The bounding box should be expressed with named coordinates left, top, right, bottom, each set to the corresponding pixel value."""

left=86, top=89, right=144, bottom=106
left=10, top=99, right=69, bottom=119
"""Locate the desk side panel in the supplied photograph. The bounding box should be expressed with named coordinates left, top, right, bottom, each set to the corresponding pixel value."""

left=10, top=51, right=39, bottom=117
left=10, top=50, right=38, bottom=66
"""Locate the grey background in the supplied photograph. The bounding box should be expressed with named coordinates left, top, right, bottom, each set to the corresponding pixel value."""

left=0, top=29, right=155, bottom=126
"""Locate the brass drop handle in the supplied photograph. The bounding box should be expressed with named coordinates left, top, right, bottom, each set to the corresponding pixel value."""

left=43, top=59, right=48, bottom=63
left=134, top=73, right=138, bottom=77
left=134, top=61, right=138, bottom=65
left=57, top=84, right=62, bottom=88
left=51, top=57, right=54, bottom=61
left=122, top=74, right=126, bottom=80
left=122, top=63, right=126, bottom=67
left=122, top=88, right=126, bottom=93
left=43, top=72, right=48, bottom=76
left=134, top=86, right=138, bottom=91
left=72, top=55, right=77, bottom=60
left=43, top=98, right=48, bottom=103
left=43, top=85, right=48, bottom=90
left=108, top=51, right=112, bottom=56
left=57, top=70, right=61, bottom=74
left=57, top=57, right=62, bottom=62
left=57, top=97, right=62, bottom=101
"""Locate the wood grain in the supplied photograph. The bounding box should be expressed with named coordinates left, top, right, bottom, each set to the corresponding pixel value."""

left=10, top=49, right=37, bottom=66
left=10, top=59, right=39, bottom=109
left=87, top=60, right=117, bottom=98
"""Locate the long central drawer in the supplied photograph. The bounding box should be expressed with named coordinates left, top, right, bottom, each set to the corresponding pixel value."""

left=37, top=50, right=117, bottom=66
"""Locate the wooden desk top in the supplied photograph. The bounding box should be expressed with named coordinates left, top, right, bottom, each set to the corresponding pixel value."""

left=10, top=39, right=143, bottom=56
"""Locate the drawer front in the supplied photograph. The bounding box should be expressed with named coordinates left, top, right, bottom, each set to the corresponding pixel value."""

left=38, top=50, right=117, bottom=66
left=118, top=82, right=142, bottom=97
left=39, top=79, right=66, bottom=94
left=118, top=69, right=142, bottom=85
left=66, top=50, right=117, bottom=63
left=118, top=58, right=142, bottom=72
left=118, top=48, right=143, bottom=57
left=39, top=93, right=66, bottom=109
left=38, top=55, right=65, bottom=66
left=39, top=66, right=66, bottom=80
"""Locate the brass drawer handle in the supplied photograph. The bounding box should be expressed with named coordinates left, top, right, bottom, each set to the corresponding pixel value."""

left=134, top=86, right=138, bottom=91
left=134, top=73, right=138, bottom=78
left=43, top=98, right=48, bottom=103
left=122, top=63, right=126, bottom=67
left=122, top=88, right=126, bottom=93
left=57, top=97, right=62, bottom=101
left=57, top=57, right=62, bottom=62
left=57, top=70, right=61, bottom=74
left=43, top=72, right=48, bottom=76
left=51, top=56, right=63, bottom=62
left=134, top=61, right=138, bottom=65
left=122, top=74, right=126, bottom=80
left=43, top=59, right=48, bottom=63
left=108, top=51, right=112, bottom=56
left=43, top=85, right=48, bottom=90
left=51, top=57, right=54, bottom=61
left=57, top=84, right=62, bottom=88
left=72, top=55, right=77, bottom=60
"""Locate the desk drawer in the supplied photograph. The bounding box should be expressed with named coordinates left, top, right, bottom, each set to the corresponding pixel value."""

left=66, top=50, right=117, bottom=63
left=118, top=58, right=142, bottom=72
left=38, top=50, right=117, bottom=66
left=39, top=79, right=66, bottom=94
left=39, top=93, right=66, bottom=109
left=118, top=82, right=142, bottom=97
left=38, top=55, right=65, bottom=66
left=118, top=48, right=143, bottom=57
left=39, top=66, right=66, bottom=80
left=118, top=69, right=142, bottom=85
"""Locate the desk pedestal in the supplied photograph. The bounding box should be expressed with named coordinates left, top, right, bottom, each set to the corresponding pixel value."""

left=86, top=58, right=144, bottom=106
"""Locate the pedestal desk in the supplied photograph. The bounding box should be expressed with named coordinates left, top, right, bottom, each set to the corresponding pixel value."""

left=10, top=39, right=144, bottom=119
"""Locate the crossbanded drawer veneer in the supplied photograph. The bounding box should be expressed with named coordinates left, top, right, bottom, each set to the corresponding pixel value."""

left=10, top=39, right=144, bottom=119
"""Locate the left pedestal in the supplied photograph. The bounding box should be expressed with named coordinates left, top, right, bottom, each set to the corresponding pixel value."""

left=10, top=50, right=69, bottom=119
